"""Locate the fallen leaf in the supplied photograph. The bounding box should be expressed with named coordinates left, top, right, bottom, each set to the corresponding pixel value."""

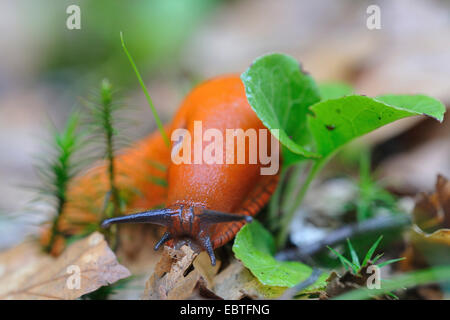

left=0, top=232, right=131, bottom=299
left=401, top=175, right=450, bottom=271
left=142, top=245, right=220, bottom=300
left=413, top=175, right=450, bottom=232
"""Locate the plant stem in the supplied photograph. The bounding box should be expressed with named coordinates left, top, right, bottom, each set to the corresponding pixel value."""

left=276, top=160, right=324, bottom=249
left=43, top=112, right=80, bottom=254
left=281, top=162, right=306, bottom=211
left=267, top=168, right=287, bottom=231
left=100, top=79, right=120, bottom=249
left=120, top=32, right=170, bottom=147
left=45, top=196, right=66, bottom=254
left=268, top=163, right=305, bottom=232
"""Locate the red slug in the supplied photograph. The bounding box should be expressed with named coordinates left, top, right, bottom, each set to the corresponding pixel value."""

left=40, top=75, right=279, bottom=262
left=101, top=75, right=280, bottom=265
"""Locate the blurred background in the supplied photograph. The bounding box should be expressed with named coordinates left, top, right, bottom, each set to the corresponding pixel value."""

left=0, top=0, right=449, bottom=250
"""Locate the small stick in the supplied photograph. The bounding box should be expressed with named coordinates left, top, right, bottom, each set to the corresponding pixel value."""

left=275, top=214, right=411, bottom=261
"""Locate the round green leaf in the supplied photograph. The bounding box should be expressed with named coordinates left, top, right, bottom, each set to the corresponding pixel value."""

left=233, top=221, right=327, bottom=289
left=241, top=53, right=321, bottom=159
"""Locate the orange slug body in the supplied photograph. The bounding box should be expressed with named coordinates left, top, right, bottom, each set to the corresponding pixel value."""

left=165, top=76, right=279, bottom=251
left=44, top=75, right=279, bottom=264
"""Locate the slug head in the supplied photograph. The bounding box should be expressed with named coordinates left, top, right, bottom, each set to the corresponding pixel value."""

left=101, top=204, right=252, bottom=266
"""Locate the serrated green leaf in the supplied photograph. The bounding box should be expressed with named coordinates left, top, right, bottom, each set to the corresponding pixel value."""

left=241, top=53, right=321, bottom=161
left=233, top=221, right=327, bottom=288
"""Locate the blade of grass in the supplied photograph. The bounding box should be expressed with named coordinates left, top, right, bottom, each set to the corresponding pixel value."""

left=327, top=246, right=355, bottom=272
left=347, top=239, right=361, bottom=270
left=386, top=291, right=399, bottom=300
left=120, top=32, right=170, bottom=147
left=146, top=159, right=167, bottom=172
left=362, top=235, right=383, bottom=267
left=377, top=257, right=406, bottom=269
left=371, top=253, right=384, bottom=264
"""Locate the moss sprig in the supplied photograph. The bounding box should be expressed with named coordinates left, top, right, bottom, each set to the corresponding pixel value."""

left=82, top=79, right=130, bottom=248
left=33, top=111, right=84, bottom=253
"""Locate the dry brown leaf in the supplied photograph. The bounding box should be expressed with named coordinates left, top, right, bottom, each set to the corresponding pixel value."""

left=401, top=175, right=450, bottom=271
left=142, top=245, right=220, bottom=300
left=102, top=225, right=164, bottom=300
left=0, top=232, right=131, bottom=300
left=413, top=175, right=450, bottom=232
left=409, top=227, right=450, bottom=268
left=320, top=270, right=365, bottom=299
left=320, top=264, right=383, bottom=300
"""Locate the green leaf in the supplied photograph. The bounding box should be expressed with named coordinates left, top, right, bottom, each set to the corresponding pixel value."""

left=318, top=82, right=354, bottom=100
left=375, top=94, right=445, bottom=122
left=233, top=221, right=327, bottom=288
left=241, top=53, right=321, bottom=160
left=242, top=54, right=445, bottom=167
left=308, top=95, right=446, bottom=158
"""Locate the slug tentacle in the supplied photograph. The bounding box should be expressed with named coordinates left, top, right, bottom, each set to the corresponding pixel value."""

left=100, top=208, right=175, bottom=228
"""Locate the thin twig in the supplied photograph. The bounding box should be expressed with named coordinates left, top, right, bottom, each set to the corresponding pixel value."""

left=275, top=214, right=412, bottom=262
